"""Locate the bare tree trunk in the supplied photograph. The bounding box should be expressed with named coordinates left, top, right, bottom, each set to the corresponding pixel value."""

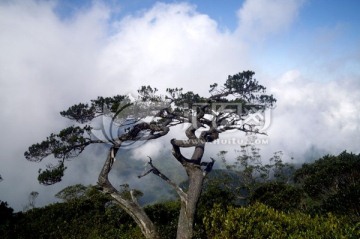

left=140, top=139, right=211, bottom=239
left=109, top=193, right=160, bottom=239
left=98, top=146, right=160, bottom=239
left=176, top=165, right=204, bottom=239
left=170, top=137, right=213, bottom=239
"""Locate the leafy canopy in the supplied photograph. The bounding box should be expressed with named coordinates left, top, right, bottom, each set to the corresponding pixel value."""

left=25, top=71, right=276, bottom=185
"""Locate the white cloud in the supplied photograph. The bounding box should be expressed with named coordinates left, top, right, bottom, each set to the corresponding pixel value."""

left=131, top=140, right=165, bottom=160
left=98, top=2, right=247, bottom=95
left=0, top=0, right=110, bottom=210
left=267, top=70, right=360, bottom=160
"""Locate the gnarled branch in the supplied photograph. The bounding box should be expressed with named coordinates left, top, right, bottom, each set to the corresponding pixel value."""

left=138, top=157, right=187, bottom=200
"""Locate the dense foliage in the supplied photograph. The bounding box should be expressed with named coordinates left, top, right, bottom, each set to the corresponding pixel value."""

left=1, top=151, right=359, bottom=238
left=294, top=151, right=360, bottom=218
left=204, top=203, right=359, bottom=239
left=250, top=182, right=304, bottom=212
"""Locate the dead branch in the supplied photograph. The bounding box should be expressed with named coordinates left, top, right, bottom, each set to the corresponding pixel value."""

left=138, top=157, right=187, bottom=200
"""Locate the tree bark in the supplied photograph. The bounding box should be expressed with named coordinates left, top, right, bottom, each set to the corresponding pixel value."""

left=176, top=164, right=204, bottom=239
left=171, top=137, right=209, bottom=239
left=98, top=146, right=160, bottom=239
left=139, top=150, right=209, bottom=239
left=110, top=192, right=160, bottom=239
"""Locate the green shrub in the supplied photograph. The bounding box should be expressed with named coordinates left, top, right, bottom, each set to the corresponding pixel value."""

left=251, top=182, right=304, bottom=212
left=204, top=203, right=359, bottom=239
left=294, top=151, right=360, bottom=218
left=145, top=200, right=180, bottom=239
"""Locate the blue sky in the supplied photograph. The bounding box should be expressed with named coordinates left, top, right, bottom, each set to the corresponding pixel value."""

left=279, top=0, right=360, bottom=74
left=53, top=0, right=360, bottom=79
left=55, top=0, right=245, bottom=29
left=0, top=0, right=360, bottom=210
left=54, top=0, right=360, bottom=33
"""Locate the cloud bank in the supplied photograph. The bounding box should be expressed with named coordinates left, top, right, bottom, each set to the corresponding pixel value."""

left=0, top=0, right=359, bottom=210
